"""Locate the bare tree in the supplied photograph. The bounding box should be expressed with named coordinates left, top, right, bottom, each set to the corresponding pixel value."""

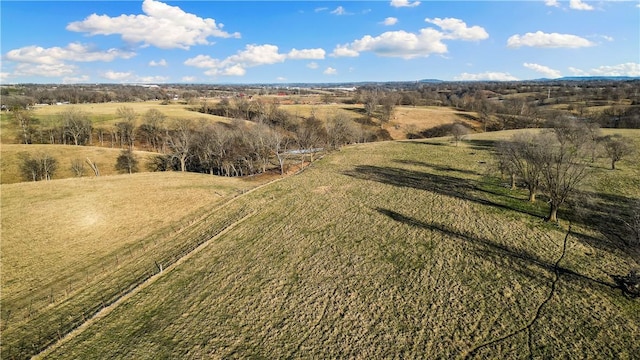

left=326, top=114, right=358, bottom=150
left=70, top=158, right=85, bottom=177
left=115, top=106, right=137, bottom=149
left=601, top=134, right=634, bottom=170
left=139, top=109, right=167, bottom=152
left=363, top=91, right=378, bottom=118
left=495, top=133, right=545, bottom=202
left=86, top=158, right=100, bottom=176
left=13, top=109, right=34, bottom=144
left=538, top=130, right=591, bottom=222
left=19, top=152, right=58, bottom=181
left=60, top=107, right=92, bottom=145
left=450, top=123, right=470, bottom=146
left=167, top=119, right=195, bottom=172
left=295, top=116, right=327, bottom=163
left=379, top=94, right=399, bottom=127
left=115, top=148, right=139, bottom=174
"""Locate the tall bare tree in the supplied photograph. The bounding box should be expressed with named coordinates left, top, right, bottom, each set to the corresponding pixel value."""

left=538, top=130, right=591, bottom=222
left=601, top=134, right=634, bottom=170
left=495, top=133, right=545, bottom=202
left=19, top=152, right=58, bottom=181
left=115, top=106, right=137, bottom=149
left=60, top=107, right=92, bottom=145
left=167, top=119, right=195, bottom=172
left=139, top=109, right=167, bottom=152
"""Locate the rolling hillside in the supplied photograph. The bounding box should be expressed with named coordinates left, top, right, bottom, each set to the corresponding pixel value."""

left=2, top=130, right=639, bottom=359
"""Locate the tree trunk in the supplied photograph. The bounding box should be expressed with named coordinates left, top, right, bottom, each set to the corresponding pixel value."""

left=611, top=159, right=616, bottom=170
left=180, top=157, right=186, bottom=172
left=510, top=173, right=516, bottom=190
left=546, top=204, right=559, bottom=222
left=528, top=189, right=536, bottom=202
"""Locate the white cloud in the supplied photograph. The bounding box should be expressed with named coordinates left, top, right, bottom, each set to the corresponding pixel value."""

left=332, top=17, right=486, bottom=59
left=425, top=18, right=489, bottom=41
left=523, top=62, right=562, bottom=78
left=569, top=0, right=594, bottom=10
left=382, top=17, right=398, bottom=26
left=0, top=72, right=10, bottom=82
left=331, top=6, right=349, bottom=15
left=221, top=64, right=246, bottom=76
left=225, top=44, right=286, bottom=67
left=276, top=76, right=287, bottom=81
left=331, top=45, right=361, bottom=57
left=182, top=76, right=197, bottom=82
left=507, top=31, right=594, bottom=48
left=570, top=62, right=640, bottom=77
left=545, top=0, right=560, bottom=7
left=184, top=54, right=221, bottom=68
left=13, top=63, right=77, bottom=77
left=454, top=72, right=519, bottom=81
left=62, top=75, right=90, bottom=84
left=287, top=48, right=326, bottom=60
left=314, top=7, right=328, bottom=12
left=149, top=59, right=167, bottom=66
left=307, top=62, right=319, bottom=69
left=324, top=67, right=337, bottom=75
left=66, top=0, right=240, bottom=50
left=186, top=44, right=322, bottom=77
left=390, top=0, right=421, bottom=8
left=5, top=43, right=135, bottom=64
left=102, top=71, right=133, bottom=81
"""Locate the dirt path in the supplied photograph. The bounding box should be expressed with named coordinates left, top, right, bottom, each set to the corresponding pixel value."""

left=34, top=209, right=257, bottom=359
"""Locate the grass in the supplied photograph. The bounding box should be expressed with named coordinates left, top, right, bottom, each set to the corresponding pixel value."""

left=0, top=171, right=273, bottom=358
left=4, top=130, right=635, bottom=358
left=0, top=144, right=159, bottom=184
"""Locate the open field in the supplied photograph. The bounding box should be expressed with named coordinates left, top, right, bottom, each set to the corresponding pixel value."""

left=29, top=101, right=224, bottom=121
left=0, top=171, right=273, bottom=358
left=2, top=129, right=637, bottom=358
left=0, top=144, right=159, bottom=184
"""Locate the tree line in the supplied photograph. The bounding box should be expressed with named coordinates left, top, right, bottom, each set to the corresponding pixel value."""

left=13, top=103, right=380, bottom=180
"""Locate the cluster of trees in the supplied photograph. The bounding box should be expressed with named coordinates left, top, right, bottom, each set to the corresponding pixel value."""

left=19, top=152, right=58, bottom=181
left=15, top=103, right=375, bottom=178
left=153, top=113, right=364, bottom=176
left=495, top=119, right=635, bottom=222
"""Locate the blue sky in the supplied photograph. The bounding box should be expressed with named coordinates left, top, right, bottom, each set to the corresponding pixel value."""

left=1, top=0, right=638, bottom=84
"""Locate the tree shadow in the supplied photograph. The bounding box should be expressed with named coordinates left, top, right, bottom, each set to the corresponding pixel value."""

left=343, top=165, right=542, bottom=219
left=344, top=164, right=639, bottom=258
left=455, top=112, right=480, bottom=122
left=466, top=139, right=498, bottom=151
left=393, top=159, right=480, bottom=176
left=375, top=208, right=620, bottom=291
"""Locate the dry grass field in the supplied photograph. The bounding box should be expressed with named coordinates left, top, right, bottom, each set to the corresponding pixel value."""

left=0, top=144, right=160, bottom=184
left=29, top=101, right=229, bottom=125
left=4, top=129, right=636, bottom=359
left=0, top=171, right=273, bottom=358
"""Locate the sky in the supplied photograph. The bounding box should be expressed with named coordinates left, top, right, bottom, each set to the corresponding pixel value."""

left=1, top=0, right=639, bottom=84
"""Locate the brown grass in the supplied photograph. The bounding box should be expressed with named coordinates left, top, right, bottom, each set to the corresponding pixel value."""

left=17, top=130, right=638, bottom=359
left=0, top=144, right=158, bottom=184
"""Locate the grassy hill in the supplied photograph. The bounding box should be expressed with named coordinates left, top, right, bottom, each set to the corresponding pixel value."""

left=2, top=130, right=639, bottom=359
left=0, top=144, right=160, bottom=184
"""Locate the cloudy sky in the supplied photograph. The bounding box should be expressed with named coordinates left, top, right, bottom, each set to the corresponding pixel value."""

left=1, top=0, right=638, bottom=84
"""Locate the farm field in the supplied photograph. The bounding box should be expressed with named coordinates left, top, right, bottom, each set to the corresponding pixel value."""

left=3, top=130, right=637, bottom=358
left=0, top=171, right=273, bottom=358
left=0, top=144, right=159, bottom=184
